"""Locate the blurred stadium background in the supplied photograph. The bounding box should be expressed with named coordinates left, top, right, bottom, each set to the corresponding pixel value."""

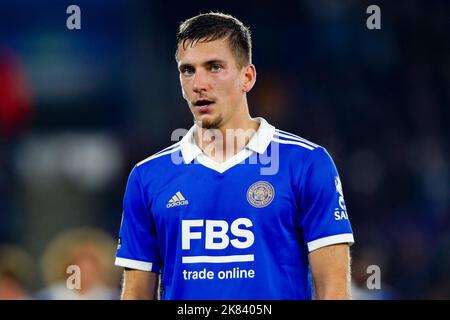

left=0, top=0, right=449, bottom=299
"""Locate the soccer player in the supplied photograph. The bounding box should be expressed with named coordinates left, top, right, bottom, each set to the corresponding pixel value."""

left=115, top=12, right=354, bottom=300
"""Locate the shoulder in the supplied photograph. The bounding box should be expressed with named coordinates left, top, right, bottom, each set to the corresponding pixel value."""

left=135, top=141, right=182, bottom=169
left=126, top=141, right=183, bottom=190
left=272, top=128, right=322, bottom=153
left=271, top=128, right=338, bottom=170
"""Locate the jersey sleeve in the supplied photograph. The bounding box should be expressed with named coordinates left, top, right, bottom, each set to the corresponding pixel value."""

left=299, top=147, right=354, bottom=253
left=115, top=165, right=162, bottom=272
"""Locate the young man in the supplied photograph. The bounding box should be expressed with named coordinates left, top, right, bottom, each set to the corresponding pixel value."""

left=115, top=12, right=354, bottom=300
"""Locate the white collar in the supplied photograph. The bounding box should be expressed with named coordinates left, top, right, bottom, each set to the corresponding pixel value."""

left=180, top=117, right=275, bottom=165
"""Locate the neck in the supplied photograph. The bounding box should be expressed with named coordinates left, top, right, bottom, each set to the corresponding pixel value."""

left=194, top=108, right=260, bottom=163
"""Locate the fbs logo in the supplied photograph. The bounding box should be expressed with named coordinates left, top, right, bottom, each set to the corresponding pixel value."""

left=166, top=191, right=189, bottom=208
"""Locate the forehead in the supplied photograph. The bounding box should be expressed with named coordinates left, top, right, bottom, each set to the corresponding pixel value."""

left=177, top=38, right=235, bottom=65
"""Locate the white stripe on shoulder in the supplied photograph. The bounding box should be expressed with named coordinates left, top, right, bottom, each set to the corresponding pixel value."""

left=272, top=137, right=315, bottom=150
left=275, top=129, right=319, bottom=148
left=155, top=141, right=181, bottom=155
left=137, top=146, right=181, bottom=166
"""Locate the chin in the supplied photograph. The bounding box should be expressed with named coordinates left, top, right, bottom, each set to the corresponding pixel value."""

left=195, top=114, right=222, bottom=129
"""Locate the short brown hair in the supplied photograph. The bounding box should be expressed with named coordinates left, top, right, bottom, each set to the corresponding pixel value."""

left=176, top=12, right=252, bottom=67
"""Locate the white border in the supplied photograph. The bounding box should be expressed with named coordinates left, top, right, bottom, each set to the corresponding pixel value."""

left=137, top=147, right=181, bottom=166
left=182, top=254, right=255, bottom=264
left=115, top=257, right=154, bottom=271
left=195, top=149, right=253, bottom=174
left=307, top=233, right=355, bottom=252
left=275, top=129, right=319, bottom=147
left=272, top=137, right=315, bottom=150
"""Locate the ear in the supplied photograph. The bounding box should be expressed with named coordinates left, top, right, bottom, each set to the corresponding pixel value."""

left=242, top=64, right=256, bottom=93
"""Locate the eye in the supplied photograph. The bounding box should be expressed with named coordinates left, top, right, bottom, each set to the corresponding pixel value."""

left=210, top=64, right=222, bottom=72
left=181, top=67, right=194, bottom=76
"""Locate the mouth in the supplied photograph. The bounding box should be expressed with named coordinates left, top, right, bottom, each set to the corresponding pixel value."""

left=193, top=99, right=215, bottom=112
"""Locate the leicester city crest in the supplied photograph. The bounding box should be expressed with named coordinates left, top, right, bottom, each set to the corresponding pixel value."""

left=247, top=181, right=275, bottom=208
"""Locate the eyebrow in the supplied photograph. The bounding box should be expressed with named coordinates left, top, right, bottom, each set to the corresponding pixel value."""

left=178, top=59, right=227, bottom=71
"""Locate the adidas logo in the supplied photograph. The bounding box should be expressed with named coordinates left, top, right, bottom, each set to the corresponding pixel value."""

left=166, top=191, right=189, bottom=208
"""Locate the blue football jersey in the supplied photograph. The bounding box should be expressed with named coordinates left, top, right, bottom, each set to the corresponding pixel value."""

left=115, top=118, right=354, bottom=299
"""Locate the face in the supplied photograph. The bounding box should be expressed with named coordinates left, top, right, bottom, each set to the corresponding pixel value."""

left=177, top=38, right=254, bottom=129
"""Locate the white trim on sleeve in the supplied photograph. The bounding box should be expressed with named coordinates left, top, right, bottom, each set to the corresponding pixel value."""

left=115, top=257, right=154, bottom=272
left=307, top=233, right=355, bottom=252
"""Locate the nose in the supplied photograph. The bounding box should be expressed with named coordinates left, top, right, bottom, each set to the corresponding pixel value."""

left=192, top=70, right=209, bottom=93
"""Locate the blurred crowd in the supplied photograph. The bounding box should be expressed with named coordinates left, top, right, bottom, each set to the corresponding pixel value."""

left=0, top=0, right=449, bottom=299
left=0, top=227, right=120, bottom=299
